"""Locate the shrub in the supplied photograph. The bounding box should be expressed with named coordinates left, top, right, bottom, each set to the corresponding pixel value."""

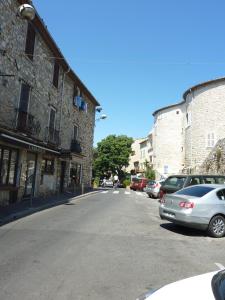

left=123, top=179, right=131, bottom=187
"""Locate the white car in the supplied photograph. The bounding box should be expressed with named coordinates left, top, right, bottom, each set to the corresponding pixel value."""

left=136, top=269, right=225, bottom=300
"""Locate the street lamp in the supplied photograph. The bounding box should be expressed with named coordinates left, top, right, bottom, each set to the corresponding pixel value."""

left=0, top=3, right=36, bottom=77
left=18, top=3, right=36, bottom=21
left=95, top=114, right=107, bottom=121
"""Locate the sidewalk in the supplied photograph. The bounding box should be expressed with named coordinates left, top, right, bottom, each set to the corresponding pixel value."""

left=0, top=189, right=100, bottom=226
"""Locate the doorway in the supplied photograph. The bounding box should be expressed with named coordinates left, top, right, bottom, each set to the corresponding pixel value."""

left=24, top=152, right=37, bottom=198
left=60, top=161, right=66, bottom=193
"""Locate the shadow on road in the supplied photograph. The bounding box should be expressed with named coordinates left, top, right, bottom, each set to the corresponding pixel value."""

left=160, top=222, right=207, bottom=237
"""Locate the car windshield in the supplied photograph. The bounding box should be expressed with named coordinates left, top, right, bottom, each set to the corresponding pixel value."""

left=164, top=176, right=186, bottom=188
left=175, top=185, right=215, bottom=197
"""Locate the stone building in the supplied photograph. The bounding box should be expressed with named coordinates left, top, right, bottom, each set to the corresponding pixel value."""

left=152, top=103, right=185, bottom=179
left=151, top=77, right=225, bottom=178
left=127, top=136, right=153, bottom=175
left=0, top=0, right=99, bottom=206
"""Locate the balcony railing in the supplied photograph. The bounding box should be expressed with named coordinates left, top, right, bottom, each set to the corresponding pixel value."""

left=45, top=127, right=60, bottom=145
left=71, top=139, right=82, bottom=154
left=17, top=110, right=41, bottom=137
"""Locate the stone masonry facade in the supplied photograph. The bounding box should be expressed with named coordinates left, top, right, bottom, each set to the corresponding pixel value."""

left=0, top=0, right=99, bottom=206
left=151, top=77, right=225, bottom=179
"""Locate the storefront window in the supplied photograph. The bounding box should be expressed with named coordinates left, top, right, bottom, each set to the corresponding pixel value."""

left=70, top=162, right=82, bottom=185
left=9, top=151, right=17, bottom=185
left=2, top=149, right=9, bottom=185
left=0, top=147, right=18, bottom=186
left=41, top=158, right=54, bottom=175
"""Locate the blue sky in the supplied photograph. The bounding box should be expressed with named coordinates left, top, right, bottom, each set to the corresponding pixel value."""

left=33, top=0, right=225, bottom=145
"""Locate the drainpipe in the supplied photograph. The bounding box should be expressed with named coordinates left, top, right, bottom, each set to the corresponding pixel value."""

left=59, top=67, right=70, bottom=135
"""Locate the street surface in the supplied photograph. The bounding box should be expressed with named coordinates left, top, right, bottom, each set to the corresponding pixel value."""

left=0, top=189, right=225, bottom=299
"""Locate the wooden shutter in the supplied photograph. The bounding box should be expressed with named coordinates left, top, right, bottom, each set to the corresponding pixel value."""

left=53, top=61, right=59, bottom=88
left=25, top=23, right=35, bottom=60
left=19, top=84, right=30, bottom=112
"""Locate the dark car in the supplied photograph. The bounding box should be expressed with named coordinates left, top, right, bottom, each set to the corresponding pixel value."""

left=159, top=174, right=225, bottom=199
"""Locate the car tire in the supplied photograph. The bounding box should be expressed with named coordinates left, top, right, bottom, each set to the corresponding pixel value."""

left=208, top=215, right=225, bottom=238
left=148, top=194, right=151, bottom=198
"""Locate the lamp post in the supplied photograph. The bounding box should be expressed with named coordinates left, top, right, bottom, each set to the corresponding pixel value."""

left=95, top=114, right=107, bottom=122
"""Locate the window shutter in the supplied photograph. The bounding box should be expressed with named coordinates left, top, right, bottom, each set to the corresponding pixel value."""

left=19, top=83, right=30, bottom=112
left=53, top=60, right=59, bottom=88
left=25, top=23, right=35, bottom=60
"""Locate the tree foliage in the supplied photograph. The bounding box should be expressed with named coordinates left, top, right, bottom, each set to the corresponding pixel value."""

left=93, top=135, right=133, bottom=178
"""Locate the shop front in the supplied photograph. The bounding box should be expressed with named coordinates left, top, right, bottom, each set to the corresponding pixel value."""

left=0, top=144, right=19, bottom=205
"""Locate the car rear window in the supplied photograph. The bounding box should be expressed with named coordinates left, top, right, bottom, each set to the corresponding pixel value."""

left=147, top=180, right=156, bottom=185
left=132, top=178, right=140, bottom=183
left=164, top=176, right=186, bottom=188
left=175, top=186, right=215, bottom=197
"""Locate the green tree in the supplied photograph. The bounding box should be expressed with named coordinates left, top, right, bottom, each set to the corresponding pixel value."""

left=93, top=135, right=133, bottom=179
left=144, top=160, right=155, bottom=180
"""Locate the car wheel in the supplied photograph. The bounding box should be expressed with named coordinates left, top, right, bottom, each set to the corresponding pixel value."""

left=148, top=194, right=152, bottom=198
left=208, top=215, right=225, bottom=238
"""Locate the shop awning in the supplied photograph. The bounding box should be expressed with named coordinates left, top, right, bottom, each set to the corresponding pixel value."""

left=0, top=133, right=60, bottom=155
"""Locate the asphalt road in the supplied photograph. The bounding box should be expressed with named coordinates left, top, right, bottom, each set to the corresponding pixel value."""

left=0, top=188, right=225, bottom=300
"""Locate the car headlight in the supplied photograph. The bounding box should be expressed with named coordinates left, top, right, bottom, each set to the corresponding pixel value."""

left=136, top=288, right=158, bottom=300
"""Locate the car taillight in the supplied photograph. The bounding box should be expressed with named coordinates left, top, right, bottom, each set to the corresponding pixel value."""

left=159, top=190, right=164, bottom=199
left=179, top=201, right=194, bottom=209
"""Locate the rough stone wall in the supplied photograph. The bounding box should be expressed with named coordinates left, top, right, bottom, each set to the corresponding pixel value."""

left=184, top=81, right=225, bottom=172
left=200, top=139, right=225, bottom=175
left=153, top=104, right=185, bottom=178
left=0, top=0, right=96, bottom=198
left=60, top=74, right=96, bottom=187
left=0, top=0, right=63, bottom=139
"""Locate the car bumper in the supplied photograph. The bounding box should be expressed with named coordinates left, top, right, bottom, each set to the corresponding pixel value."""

left=159, top=206, right=209, bottom=231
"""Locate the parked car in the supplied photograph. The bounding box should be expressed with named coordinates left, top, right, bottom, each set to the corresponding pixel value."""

left=130, top=178, right=148, bottom=191
left=103, top=179, right=114, bottom=188
left=136, top=269, right=224, bottom=300
left=159, top=174, right=225, bottom=199
left=144, top=180, right=165, bottom=198
left=159, top=184, right=225, bottom=237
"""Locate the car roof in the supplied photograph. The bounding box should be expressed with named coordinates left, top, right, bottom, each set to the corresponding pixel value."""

left=185, top=184, right=225, bottom=189
left=167, top=174, right=225, bottom=178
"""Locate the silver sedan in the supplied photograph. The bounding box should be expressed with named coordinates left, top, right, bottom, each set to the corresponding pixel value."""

left=159, top=184, right=225, bottom=238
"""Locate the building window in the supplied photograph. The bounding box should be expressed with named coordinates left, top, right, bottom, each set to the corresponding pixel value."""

left=53, top=60, right=60, bottom=88
left=49, top=107, right=56, bottom=130
left=0, top=147, right=18, bottom=186
left=25, top=23, right=36, bottom=60
left=41, top=158, right=54, bottom=175
left=19, top=83, right=30, bottom=112
left=207, top=133, right=215, bottom=148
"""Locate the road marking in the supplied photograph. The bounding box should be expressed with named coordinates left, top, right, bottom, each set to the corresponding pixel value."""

left=215, top=262, right=225, bottom=270
left=136, top=192, right=144, bottom=196
left=125, top=191, right=130, bottom=195
left=113, top=191, right=119, bottom=194
left=101, top=191, right=109, bottom=194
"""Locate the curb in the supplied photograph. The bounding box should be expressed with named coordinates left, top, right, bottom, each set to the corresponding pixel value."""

left=0, top=190, right=100, bottom=227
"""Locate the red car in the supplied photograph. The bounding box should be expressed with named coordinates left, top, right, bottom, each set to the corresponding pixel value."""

left=130, top=178, right=148, bottom=191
